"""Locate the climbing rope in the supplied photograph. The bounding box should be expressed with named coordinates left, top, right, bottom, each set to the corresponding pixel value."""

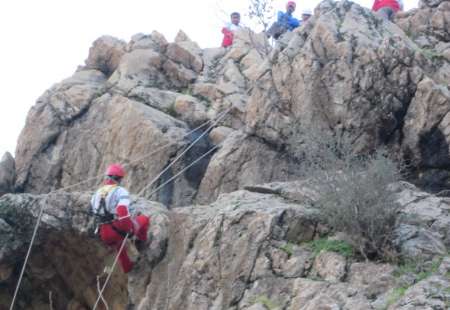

left=8, top=107, right=232, bottom=310
left=92, top=233, right=129, bottom=310
left=136, top=106, right=232, bottom=198
left=96, top=275, right=110, bottom=310
left=9, top=197, right=47, bottom=310
left=147, top=144, right=220, bottom=199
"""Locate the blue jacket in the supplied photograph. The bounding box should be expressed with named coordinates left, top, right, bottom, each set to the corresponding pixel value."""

left=277, top=11, right=301, bottom=31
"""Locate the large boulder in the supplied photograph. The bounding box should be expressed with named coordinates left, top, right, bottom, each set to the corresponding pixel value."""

left=127, top=31, right=169, bottom=53
left=84, top=35, right=127, bottom=76
left=402, top=78, right=450, bottom=189
left=0, top=152, right=15, bottom=196
left=15, top=70, right=107, bottom=192
left=196, top=131, right=301, bottom=204
left=129, top=189, right=320, bottom=309
left=108, top=49, right=169, bottom=94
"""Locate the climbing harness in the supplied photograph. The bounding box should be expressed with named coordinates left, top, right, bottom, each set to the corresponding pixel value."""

left=93, top=185, right=118, bottom=219
left=91, top=184, right=122, bottom=236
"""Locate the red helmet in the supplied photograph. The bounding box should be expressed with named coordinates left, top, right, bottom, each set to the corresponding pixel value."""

left=287, top=1, right=296, bottom=9
left=105, top=164, right=125, bottom=178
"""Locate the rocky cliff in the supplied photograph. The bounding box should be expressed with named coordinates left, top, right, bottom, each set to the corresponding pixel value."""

left=1, top=0, right=450, bottom=309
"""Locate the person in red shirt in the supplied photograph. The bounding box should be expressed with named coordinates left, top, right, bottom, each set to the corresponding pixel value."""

left=222, top=12, right=241, bottom=48
left=372, top=0, right=403, bottom=21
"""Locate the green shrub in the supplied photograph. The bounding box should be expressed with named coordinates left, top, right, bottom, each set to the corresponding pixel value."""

left=290, top=126, right=402, bottom=261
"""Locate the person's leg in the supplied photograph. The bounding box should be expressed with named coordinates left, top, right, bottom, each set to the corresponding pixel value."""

left=99, top=224, right=120, bottom=246
left=100, top=224, right=133, bottom=273
left=116, top=243, right=133, bottom=273
left=134, top=215, right=150, bottom=241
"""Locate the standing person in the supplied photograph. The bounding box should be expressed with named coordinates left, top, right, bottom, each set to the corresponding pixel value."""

left=222, top=12, right=241, bottom=47
left=372, top=0, right=403, bottom=21
left=90, top=164, right=150, bottom=273
left=277, top=1, right=301, bottom=31
left=267, top=1, right=301, bottom=39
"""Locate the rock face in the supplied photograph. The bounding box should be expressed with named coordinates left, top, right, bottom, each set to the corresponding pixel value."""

left=0, top=153, right=15, bottom=196
left=3, top=182, right=450, bottom=309
left=6, top=0, right=450, bottom=308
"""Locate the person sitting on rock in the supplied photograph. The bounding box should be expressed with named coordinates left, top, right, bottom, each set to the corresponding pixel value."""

left=222, top=12, right=241, bottom=48
left=90, top=164, right=150, bottom=273
left=372, top=0, right=404, bottom=21
left=267, top=1, right=301, bottom=39
left=301, top=8, right=313, bottom=23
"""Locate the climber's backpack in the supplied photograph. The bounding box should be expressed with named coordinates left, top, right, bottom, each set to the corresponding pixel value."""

left=92, top=185, right=118, bottom=233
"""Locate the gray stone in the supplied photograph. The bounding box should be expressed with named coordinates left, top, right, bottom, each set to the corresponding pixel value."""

left=312, top=251, right=347, bottom=283
left=84, top=35, right=126, bottom=76
left=0, top=152, right=15, bottom=196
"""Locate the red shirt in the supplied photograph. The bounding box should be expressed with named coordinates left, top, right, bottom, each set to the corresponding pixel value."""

left=222, top=28, right=233, bottom=47
left=372, top=0, right=401, bottom=12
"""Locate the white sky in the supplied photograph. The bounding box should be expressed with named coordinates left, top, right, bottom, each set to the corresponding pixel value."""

left=0, top=0, right=418, bottom=158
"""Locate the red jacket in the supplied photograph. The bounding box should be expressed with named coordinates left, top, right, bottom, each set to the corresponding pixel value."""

left=222, top=27, right=234, bottom=47
left=372, top=0, right=401, bottom=12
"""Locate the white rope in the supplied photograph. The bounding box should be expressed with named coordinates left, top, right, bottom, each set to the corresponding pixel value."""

left=92, top=233, right=129, bottom=310
left=160, top=145, right=221, bottom=310
left=96, top=275, right=110, bottom=310
left=146, top=144, right=220, bottom=199
left=136, top=106, right=232, bottom=198
left=9, top=198, right=46, bottom=310
left=48, top=291, right=54, bottom=310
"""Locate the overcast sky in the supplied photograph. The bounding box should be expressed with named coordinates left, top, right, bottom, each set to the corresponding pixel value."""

left=0, top=0, right=418, bottom=158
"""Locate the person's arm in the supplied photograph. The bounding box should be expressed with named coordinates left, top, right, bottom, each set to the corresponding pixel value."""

left=277, top=11, right=285, bottom=22
left=113, top=188, right=133, bottom=233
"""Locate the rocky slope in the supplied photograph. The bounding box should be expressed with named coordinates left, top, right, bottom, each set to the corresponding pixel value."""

left=1, top=0, right=450, bottom=309
left=2, top=181, right=450, bottom=309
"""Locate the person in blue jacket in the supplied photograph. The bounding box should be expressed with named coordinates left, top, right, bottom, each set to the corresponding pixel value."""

left=267, top=1, right=301, bottom=39
left=278, top=1, right=301, bottom=30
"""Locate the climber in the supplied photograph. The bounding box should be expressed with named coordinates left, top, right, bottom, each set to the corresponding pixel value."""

left=267, top=1, right=301, bottom=39
left=222, top=12, right=241, bottom=48
left=90, top=164, right=150, bottom=273
left=372, top=0, right=404, bottom=21
left=301, top=9, right=313, bottom=23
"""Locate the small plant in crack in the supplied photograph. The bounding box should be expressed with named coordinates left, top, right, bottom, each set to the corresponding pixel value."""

left=307, top=238, right=354, bottom=258
left=279, top=242, right=295, bottom=257
left=250, top=295, right=279, bottom=310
